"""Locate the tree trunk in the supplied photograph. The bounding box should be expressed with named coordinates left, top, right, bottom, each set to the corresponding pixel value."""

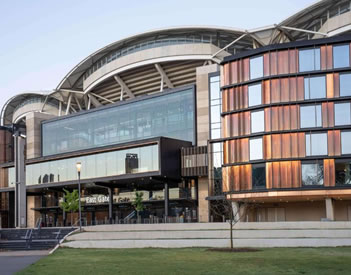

left=71, top=211, right=73, bottom=227
left=230, top=222, right=233, bottom=249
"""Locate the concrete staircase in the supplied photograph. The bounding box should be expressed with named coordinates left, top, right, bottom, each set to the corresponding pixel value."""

left=62, top=222, right=351, bottom=248
left=0, top=228, right=76, bottom=251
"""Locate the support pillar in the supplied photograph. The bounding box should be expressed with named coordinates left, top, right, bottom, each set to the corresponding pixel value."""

left=325, top=198, right=335, bottom=221
left=164, top=182, right=169, bottom=221
left=15, top=135, right=26, bottom=228
left=108, top=187, right=113, bottom=224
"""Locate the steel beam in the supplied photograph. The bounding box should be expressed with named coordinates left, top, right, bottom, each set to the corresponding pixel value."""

left=114, top=75, right=135, bottom=99
left=155, top=64, right=174, bottom=90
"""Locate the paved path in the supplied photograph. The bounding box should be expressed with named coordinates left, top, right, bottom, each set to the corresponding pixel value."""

left=0, top=250, right=49, bottom=275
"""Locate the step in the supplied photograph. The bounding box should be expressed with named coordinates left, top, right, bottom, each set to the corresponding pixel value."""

left=62, top=237, right=351, bottom=249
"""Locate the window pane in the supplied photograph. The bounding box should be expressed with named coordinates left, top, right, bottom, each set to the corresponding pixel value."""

left=341, top=132, right=351, bottom=154
left=335, top=161, right=351, bottom=185
left=210, top=80, right=220, bottom=100
left=251, top=110, right=264, bottom=133
left=252, top=165, right=266, bottom=189
left=333, top=45, right=350, bottom=68
left=306, top=133, right=327, bottom=156
left=211, top=105, right=221, bottom=124
left=300, top=105, right=321, bottom=128
left=248, top=83, right=262, bottom=107
left=309, top=76, right=326, bottom=99
left=335, top=103, right=351, bottom=126
left=250, top=56, right=263, bottom=79
left=340, top=73, right=351, bottom=97
left=299, top=48, right=320, bottom=72
left=302, top=163, right=324, bottom=186
left=250, top=138, right=263, bottom=160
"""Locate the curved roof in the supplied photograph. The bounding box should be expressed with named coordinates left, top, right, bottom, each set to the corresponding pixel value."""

left=56, top=26, right=249, bottom=92
left=1, top=91, right=51, bottom=125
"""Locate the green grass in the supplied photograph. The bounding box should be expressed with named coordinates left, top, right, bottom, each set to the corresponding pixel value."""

left=18, top=247, right=351, bottom=275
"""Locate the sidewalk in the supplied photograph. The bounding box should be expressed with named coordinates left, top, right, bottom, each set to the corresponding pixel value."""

left=0, top=250, right=49, bottom=275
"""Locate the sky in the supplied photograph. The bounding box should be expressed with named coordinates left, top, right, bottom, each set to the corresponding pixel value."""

left=0, top=0, right=317, bottom=109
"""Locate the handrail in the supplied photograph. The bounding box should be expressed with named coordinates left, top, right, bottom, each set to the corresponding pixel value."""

left=124, top=210, right=136, bottom=222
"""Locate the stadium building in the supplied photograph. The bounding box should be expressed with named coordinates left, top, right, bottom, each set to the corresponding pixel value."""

left=1, top=0, right=351, bottom=228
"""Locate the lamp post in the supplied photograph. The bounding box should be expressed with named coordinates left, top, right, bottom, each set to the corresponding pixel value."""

left=76, top=162, right=82, bottom=232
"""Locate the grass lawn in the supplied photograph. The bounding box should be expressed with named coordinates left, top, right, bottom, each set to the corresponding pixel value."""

left=18, top=247, right=351, bottom=275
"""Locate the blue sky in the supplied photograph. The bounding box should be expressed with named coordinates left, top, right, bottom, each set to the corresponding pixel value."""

left=0, top=0, right=316, bottom=108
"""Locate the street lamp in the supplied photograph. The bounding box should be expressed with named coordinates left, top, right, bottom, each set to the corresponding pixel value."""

left=76, top=162, right=82, bottom=232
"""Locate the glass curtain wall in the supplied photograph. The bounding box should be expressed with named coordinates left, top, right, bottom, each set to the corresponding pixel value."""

left=42, top=88, right=195, bottom=156
left=8, top=144, right=159, bottom=187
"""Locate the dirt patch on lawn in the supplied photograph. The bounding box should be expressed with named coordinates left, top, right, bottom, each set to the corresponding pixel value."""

left=207, top=248, right=261, bottom=253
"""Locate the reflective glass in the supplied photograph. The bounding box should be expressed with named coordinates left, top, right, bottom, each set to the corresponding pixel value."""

left=300, top=105, right=322, bottom=128
left=304, top=76, right=326, bottom=99
left=335, top=103, right=351, bottom=126
left=305, top=133, right=328, bottom=156
left=340, top=73, right=351, bottom=97
left=302, top=163, right=324, bottom=186
left=252, top=164, right=266, bottom=189
left=333, top=45, right=350, bottom=68
left=250, top=56, right=263, bottom=79
left=299, top=48, right=321, bottom=72
left=23, top=144, right=159, bottom=186
left=341, top=131, right=351, bottom=154
left=250, top=138, right=263, bottom=160
left=210, top=80, right=220, bottom=100
left=251, top=110, right=264, bottom=133
left=42, top=88, right=195, bottom=155
left=335, top=161, right=351, bottom=185
left=211, top=105, right=221, bottom=124
left=248, top=83, right=262, bottom=107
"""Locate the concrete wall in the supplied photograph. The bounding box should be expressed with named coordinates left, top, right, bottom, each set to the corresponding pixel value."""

left=250, top=200, right=351, bottom=222
left=195, top=64, right=219, bottom=222
left=25, top=112, right=56, bottom=159
left=63, top=222, right=351, bottom=248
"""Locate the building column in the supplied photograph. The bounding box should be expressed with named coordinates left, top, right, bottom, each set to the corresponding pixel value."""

left=27, top=196, right=41, bottom=228
left=198, top=177, right=209, bottom=222
left=325, top=198, right=335, bottom=221
left=164, top=182, right=169, bottom=221
left=108, top=187, right=113, bottom=224
left=15, top=135, right=26, bottom=228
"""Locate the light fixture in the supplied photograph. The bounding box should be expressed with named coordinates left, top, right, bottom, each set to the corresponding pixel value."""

left=76, top=162, right=82, bottom=173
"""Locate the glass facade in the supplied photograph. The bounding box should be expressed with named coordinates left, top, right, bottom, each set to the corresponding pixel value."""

left=249, top=56, right=263, bottom=79
left=8, top=144, right=159, bottom=187
left=251, top=110, right=264, bottom=133
left=333, top=44, right=350, bottom=69
left=335, top=160, right=351, bottom=185
left=209, top=75, right=221, bottom=139
left=305, top=133, right=327, bottom=156
left=42, top=88, right=195, bottom=156
left=341, top=131, right=351, bottom=154
left=302, top=162, right=324, bottom=186
left=300, top=105, right=322, bottom=128
left=299, top=48, right=320, bottom=72
left=335, top=102, right=351, bottom=126
left=249, top=137, right=263, bottom=160
left=340, top=73, right=351, bottom=97
left=248, top=83, right=262, bottom=107
left=304, top=76, right=326, bottom=99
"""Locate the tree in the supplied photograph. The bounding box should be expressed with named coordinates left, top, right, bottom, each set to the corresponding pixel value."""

left=210, top=198, right=255, bottom=249
left=60, top=189, right=79, bottom=227
left=131, top=191, right=144, bottom=222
